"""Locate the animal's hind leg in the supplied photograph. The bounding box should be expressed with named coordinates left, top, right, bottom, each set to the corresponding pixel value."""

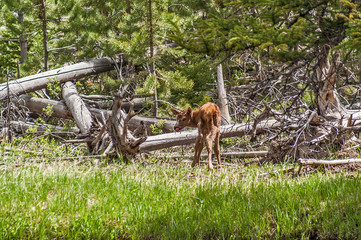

left=214, top=130, right=222, bottom=168
left=205, top=132, right=216, bottom=170
left=192, top=136, right=204, bottom=167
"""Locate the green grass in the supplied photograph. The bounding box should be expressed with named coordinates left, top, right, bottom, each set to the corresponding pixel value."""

left=0, top=156, right=361, bottom=239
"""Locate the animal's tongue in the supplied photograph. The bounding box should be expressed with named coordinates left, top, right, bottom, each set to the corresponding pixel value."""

left=175, top=127, right=180, bottom=132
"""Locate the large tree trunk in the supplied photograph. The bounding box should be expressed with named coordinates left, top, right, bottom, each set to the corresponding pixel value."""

left=0, top=57, right=117, bottom=101
left=217, top=64, right=231, bottom=125
left=62, top=82, right=92, bottom=134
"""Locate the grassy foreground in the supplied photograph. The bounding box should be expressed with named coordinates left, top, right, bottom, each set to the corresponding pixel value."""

left=0, top=159, right=361, bottom=239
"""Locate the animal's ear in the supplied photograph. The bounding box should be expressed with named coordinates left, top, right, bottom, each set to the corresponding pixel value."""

left=171, top=108, right=180, bottom=115
left=186, top=107, right=192, bottom=115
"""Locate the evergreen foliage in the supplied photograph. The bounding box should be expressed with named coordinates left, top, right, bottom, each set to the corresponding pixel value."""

left=1, top=0, right=361, bottom=109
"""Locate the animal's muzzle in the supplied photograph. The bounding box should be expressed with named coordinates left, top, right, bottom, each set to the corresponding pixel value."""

left=174, top=125, right=180, bottom=132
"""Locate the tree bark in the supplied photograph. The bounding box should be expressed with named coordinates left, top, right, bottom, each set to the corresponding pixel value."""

left=0, top=57, right=116, bottom=101
left=62, top=82, right=92, bottom=134
left=217, top=64, right=231, bottom=124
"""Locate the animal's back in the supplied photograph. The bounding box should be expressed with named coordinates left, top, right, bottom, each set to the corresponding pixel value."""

left=199, top=102, right=221, bottom=128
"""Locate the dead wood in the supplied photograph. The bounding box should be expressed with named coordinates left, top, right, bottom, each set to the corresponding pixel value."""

left=62, top=81, right=92, bottom=134
left=71, top=118, right=279, bottom=155
left=0, top=57, right=117, bottom=101
left=15, top=94, right=175, bottom=133
left=85, top=92, right=147, bottom=158
left=216, top=64, right=231, bottom=125
left=79, top=94, right=112, bottom=100
left=299, top=158, right=361, bottom=166
left=80, top=95, right=146, bottom=112
left=139, top=120, right=281, bottom=152
left=181, top=160, right=237, bottom=167
left=16, top=94, right=72, bottom=119
left=157, top=151, right=268, bottom=159
left=0, top=120, right=79, bottom=137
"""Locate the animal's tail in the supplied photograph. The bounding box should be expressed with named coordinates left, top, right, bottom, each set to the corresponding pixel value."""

left=213, top=110, right=221, bottom=128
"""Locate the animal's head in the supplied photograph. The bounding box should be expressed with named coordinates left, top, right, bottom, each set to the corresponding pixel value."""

left=171, top=107, right=192, bottom=132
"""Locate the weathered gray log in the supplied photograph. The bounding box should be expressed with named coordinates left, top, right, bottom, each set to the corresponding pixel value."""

left=15, top=94, right=175, bottom=133
left=62, top=81, right=92, bottom=134
left=157, top=151, right=268, bottom=159
left=79, top=94, right=112, bottom=100
left=0, top=57, right=116, bottom=101
left=216, top=64, right=231, bottom=125
left=299, top=158, right=361, bottom=166
left=81, top=95, right=145, bottom=111
left=140, top=120, right=280, bottom=151
left=16, top=94, right=72, bottom=119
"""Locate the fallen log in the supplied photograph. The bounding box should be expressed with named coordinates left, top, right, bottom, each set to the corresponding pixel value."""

left=157, top=151, right=268, bottom=159
left=0, top=57, right=117, bottom=101
left=139, top=120, right=280, bottom=151
left=62, top=82, right=92, bottom=134
left=0, top=120, right=79, bottom=136
left=15, top=94, right=175, bottom=133
left=16, top=94, right=71, bottom=119
left=298, top=158, right=361, bottom=166
left=80, top=94, right=146, bottom=112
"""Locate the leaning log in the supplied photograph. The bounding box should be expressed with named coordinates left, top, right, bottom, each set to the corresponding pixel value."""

left=0, top=57, right=117, bottom=101
left=15, top=94, right=175, bottom=133
left=140, top=120, right=280, bottom=151
left=62, top=81, right=92, bottom=134
left=216, top=64, right=231, bottom=125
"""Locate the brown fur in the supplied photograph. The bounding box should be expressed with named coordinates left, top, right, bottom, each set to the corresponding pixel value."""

left=171, top=102, right=222, bottom=170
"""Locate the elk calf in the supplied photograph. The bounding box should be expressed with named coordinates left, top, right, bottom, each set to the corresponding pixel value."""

left=171, top=102, right=222, bottom=170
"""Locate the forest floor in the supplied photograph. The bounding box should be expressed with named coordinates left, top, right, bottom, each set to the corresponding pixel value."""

left=1, top=137, right=361, bottom=239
